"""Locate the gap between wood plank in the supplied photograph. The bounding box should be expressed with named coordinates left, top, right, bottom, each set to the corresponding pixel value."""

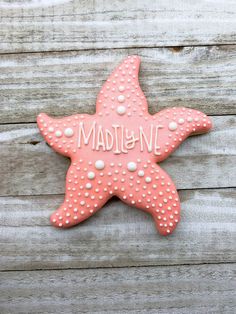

left=0, top=186, right=235, bottom=199
left=0, top=42, right=235, bottom=57
left=0, top=261, right=235, bottom=274
left=0, top=114, right=235, bottom=126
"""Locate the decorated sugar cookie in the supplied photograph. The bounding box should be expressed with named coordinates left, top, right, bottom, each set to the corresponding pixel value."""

left=37, top=56, right=212, bottom=235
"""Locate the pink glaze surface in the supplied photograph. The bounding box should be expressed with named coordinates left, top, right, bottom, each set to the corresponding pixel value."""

left=37, top=56, right=212, bottom=235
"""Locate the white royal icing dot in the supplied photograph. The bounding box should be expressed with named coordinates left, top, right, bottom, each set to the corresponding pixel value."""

left=55, top=130, right=62, bottom=137
left=118, top=95, right=125, bottom=103
left=64, top=128, right=74, bottom=137
left=48, top=127, right=54, bottom=133
left=168, top=122, right=178, bottom=131
left=85, top=183, right=92, bottom=189
left=118, top=85, right=125, bottom=92
left=145, top=176, right=152, bottom=183
left=138, top=170, right=144, bottom=177
left=95, top=160, right=105, bottom=170
left=178, top=118, right=185, bottom=124
left=116, top=105, right=126, bottom=115
left=87, top=171, right=95, bottom=179
left=187, top=117, right=193, bottom=122
left=127, top=162, right=137, bottom=172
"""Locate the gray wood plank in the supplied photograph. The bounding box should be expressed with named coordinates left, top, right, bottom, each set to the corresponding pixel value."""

left=0, top=0, right=236, bottom=53
left=0, top=188, right=235, bottom=271
left=0, top=116, right=235, bottom=196
left=1, top=47, right=236, bottom=124
left=0, top=264, right=235, bottom=313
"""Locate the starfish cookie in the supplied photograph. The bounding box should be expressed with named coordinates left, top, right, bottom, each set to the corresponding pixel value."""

left=37, top=56, right=212, bottom=236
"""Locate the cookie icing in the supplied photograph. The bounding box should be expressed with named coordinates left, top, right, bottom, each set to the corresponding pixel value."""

left=37, top=55, right=212, bottom=236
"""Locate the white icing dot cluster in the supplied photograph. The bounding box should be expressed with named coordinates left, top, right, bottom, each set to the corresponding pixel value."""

left=49, top=158, right=181, bottom=234
left=96, top=56, right=148, bottom=119
left=151, top=107, right=212, bottom=160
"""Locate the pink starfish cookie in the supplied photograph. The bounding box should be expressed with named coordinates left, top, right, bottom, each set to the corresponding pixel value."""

left=37, top=56, right=212, bottom=236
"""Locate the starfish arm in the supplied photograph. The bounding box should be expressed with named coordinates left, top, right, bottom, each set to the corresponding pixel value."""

left=151, top=107, right=213, bottom=162
left=116, top=162, right=180, bottom=236
left=37, top=113, right=83, bottom=157
left=96, top=55, right=148, bottom=114
left=50, top=163, right=110, bottom=228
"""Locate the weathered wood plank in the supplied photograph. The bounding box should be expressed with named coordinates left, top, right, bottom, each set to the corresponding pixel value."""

left=0, top=116, right=235, bottom=196
left=1, top=46, right=236, bottom=124
left=0, top=264, right=235, bottom=313
left=0, top=0, right=236, bottom=53
left=0, top=188, right=235, bottom=271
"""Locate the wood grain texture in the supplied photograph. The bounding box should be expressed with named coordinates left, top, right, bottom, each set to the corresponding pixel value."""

left=0, top=188, right=235, bottom=271
left=0, top=264, right=235, bottom=313
left=1, top=0, right=236, bottom=312
left=0, top=0, right=236, bottom=53
left=1, top=46, right=236, bottom=124
left=0, top=116, right=235, bottom=196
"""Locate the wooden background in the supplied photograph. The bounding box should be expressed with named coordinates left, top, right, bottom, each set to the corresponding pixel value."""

left=0, top=0, right=236, bottom=313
